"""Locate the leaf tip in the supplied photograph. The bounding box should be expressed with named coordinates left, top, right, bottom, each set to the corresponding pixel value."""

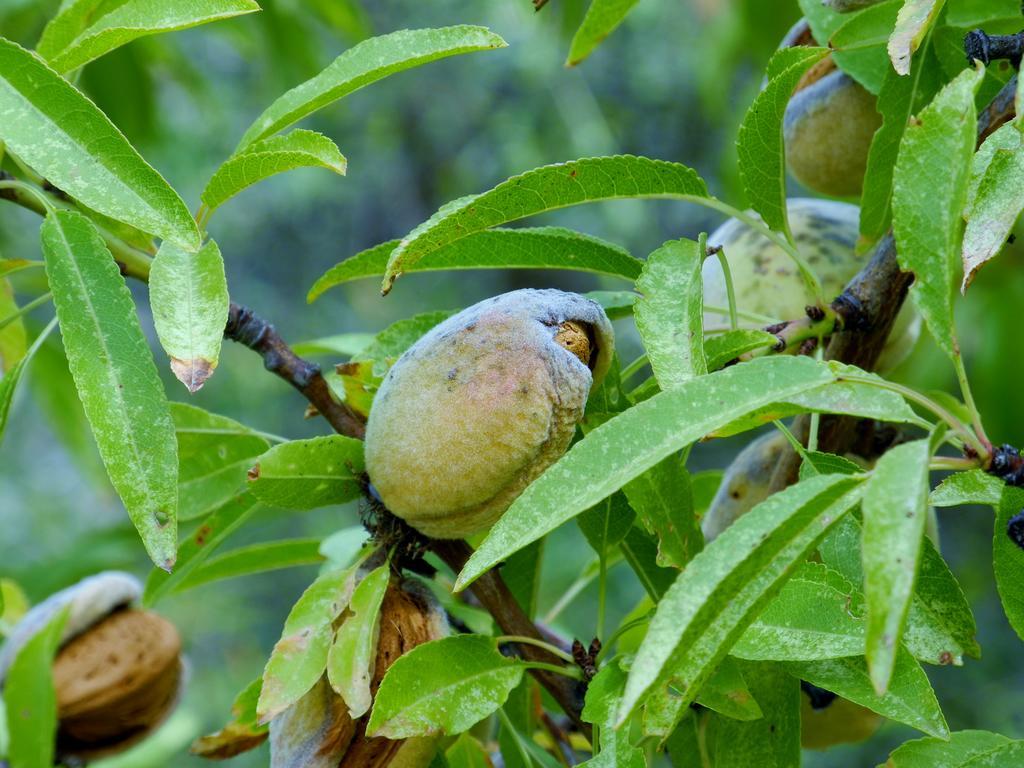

left=171, top=357, right=216, bottom=393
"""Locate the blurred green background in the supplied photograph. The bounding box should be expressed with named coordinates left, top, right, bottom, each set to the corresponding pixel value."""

left=1, top=1, right=1022, bottom=765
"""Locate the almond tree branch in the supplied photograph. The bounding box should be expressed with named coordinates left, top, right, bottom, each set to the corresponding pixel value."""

left=767, top=76, right=1018, bottom=490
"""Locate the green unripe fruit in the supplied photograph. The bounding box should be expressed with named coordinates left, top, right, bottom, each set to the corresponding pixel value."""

left=800, top=690, right=882, bottom=749
left=702, top=198, right=920, bottom=372
left=784, top=68, right=882, bottom=198
left=702, top=432, right=786, bottom=543
left=365, top=289, right=614, bottom=539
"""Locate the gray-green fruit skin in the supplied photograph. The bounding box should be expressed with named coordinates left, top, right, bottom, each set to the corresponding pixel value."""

left=784, top=70, right=881, bottom=198
left=701, top=432, right=787, bottom=543
left=702, top=198, right=920, bottom=373
left=824, top=0, right=888, bottom=11
left=365, top=289, right=614, bottom=539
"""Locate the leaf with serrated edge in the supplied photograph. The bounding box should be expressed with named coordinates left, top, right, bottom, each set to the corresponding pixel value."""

left=831, top=1, right=902, bottom=94
left=37, top=0, right=259, bottom=74
left=367, top=635, right=525, bottom=738
left=257, top=564, right=361, bottom=723
left=737, top=46, right=827, bottom=237
left=308, top=227, right=640, bottom=302
left=248, top=435, right=365, bottom=510
left=622, top=455, right=702, bottom=570
left=884, top=730, right=1017, bottom=766
left=0, top=39, right=199, bottom=250
left=202, top=129, right=346, bottom=214
left=566, top=0, right=641, bottom=66
left=711, top=662, right=800, bottom=768
left=176, top=539, right=323, bottom=593
left=888, top=0, right=941, bottom=75
left=635, top=238, right=706, bottom=388
left=994, top=487, right=1024, bottom=641
left=892, top=66, right=983, bottom=360
left=618, top=474, right=863, bottom=725
left=704, top=330, right=777, bottom=371
left=327, top=565, right=389, bottom=718
left=863, top=438, right=931, bottom=694
left=238, top=26, right=506, bottom=149
left=383, top=156, right=709, bottom=294
left=456, top=356, right=836, bottom=590
left=930, top=469, right=1004, bottom=508
left=150, top=239, right=229, bottom=392
left=40, top=211, right=178, bottom=569
left=785, top=650, right=948, bottom=737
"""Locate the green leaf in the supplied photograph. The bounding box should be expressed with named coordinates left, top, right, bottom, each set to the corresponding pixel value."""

left=1, top=608, right=67, bottom=768
left=704, top=330, right=777, bottom=371
left=619, top=527, right=679, bottom=601
left=238, top=26, right=507, bottom=149
left=308, top=227, right=641, bottom=302
left=292, top=333, right=374, bottom=358
left=0, top=259, right=43, bottom=280
left=799, top=450, right=864, bottom=480
left=831, top=1, right=903, bottom=94
left=566, top=0, right=641, bottom=67
left=732, top=562, right=866, bottom=660
left=36, top=0, right=259, bottom=74
left=368, top=635, right=526, bottom=738
left=622, top=454, right=702, bottom=569
left=0, top=39, right=200, bottom=250
left=785, top=651, right=948, bottom=737
left=737, top=46, right=828, bottom=237
left=885, top=730, right=1020, bottom=766
left=888, top=0, right=942, bottom=75
left=257, top=564, right=361, bottom=723
left=634, top=238, right=706, bottom=388
left=143, top=492, right=261, bottom=605
left=171, top=402, right=270, bottom=521
left=327, top=564, right=388, bottom=718
left=581, top=661, right=645, bottom=767
left=618, top=474, right=863, bottom=723
left=382, top=156, right=709, bottom=294
left=456, top=356, right=836, bottom=590
left=819, top=514, right=979, bottom=665
left=587, top=290, right=639, bottom=320
left=190, top=678, right=268, bottom=759
left=930, top=469, right=1003, bottom=508
left=578, top=492, right=636, bottom=556
left=446, top=734, right=492, bottom=768
left=0, top=279, right=26, bottom=373
left=994, top=487, right=1024, bottom=641
left=0, top=579, right=30, bottom=638
left=860, top=41, right=939, bottom=242
left=40, top=210, right=178, bottom=569
left=962, top=135, right=1024, bottom=291
left=356, top=310, right=454, bottom=377
left=711, top=662, right=800, bottom=768
left=862, top=438, right=931, bottom=694
left=202, top=129, right=346, bottom=215
left=176, top=539, right=323, bottom=593
left=693, top=656, right=763, bottom=722
left=892, top=65, right=983, bottom=360
left=248, top=435, right=365, bottom=510
left=150, top=239, right=229, bottom=393
left=0, top=318, right=57, bottom=448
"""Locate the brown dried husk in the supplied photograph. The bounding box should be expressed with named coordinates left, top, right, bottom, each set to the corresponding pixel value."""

left=52, top=608, right=182, bottom=759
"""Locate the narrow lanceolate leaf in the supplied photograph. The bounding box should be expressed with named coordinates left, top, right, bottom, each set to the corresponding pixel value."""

left=150, top=239, right=229, bottom=393
left=202, top=130, right=346, bottom=215
left=786, top=650, right=948, bottom=737
left=40, top=211, right=179, bottom=569
left=0, top=39, right=200, bottom=250
left=382, top=156, right=709, bottom=294
left=247, top=435, right=365, bottom=510
left=930, top=469, right=1004, bottom=508
left=0, top=318, right=57, bottom=447
left=710, top=662, right=800, bottom=768
left=732, top=562, right=866, bottom=661
left=257, top=564, right=361, bottom=723
left=36, top=0, right=259, bottom=74
left=634, top=238, right=706, bottom=388
left=238, top=26, right=507, bottom=149
left=1, top=608, right=67, bottom=768
left=888, top=0, right=941, bottom=75
left=618, top=475, right=863, bottom=725
left=994, top=487, right=1024, bottom=642
left=737, top=46, right=828, bottom=238
left=830, top=1, right=903, bottom=94
left=566, top=0, right=641, bottom=66
left=308, top=227, right=641, bottom=302
left=962, top=133, right=1024, bottom=291
left=455, top=356, right=836, bottom=589
left=367, top=635, right=525, bottom=739
left=0, top=278, right=26, bottom=373
left=143, top=492, right=261, bottom=606
left=892, top=66, right=983, bottom=360
left=860, top=43, right=939, bottom=243
left=327, top=565, right=389, bottom=718
left=177, top=539, right=323, bottom=593
left=862, top=439, right=931, bottom=694
left=704, top=329, right=777, bottom=371
left=172, top=403, right=270, bottom=521
left=885, top=730, right=1018, bottom=766
left=582, top=662, right=645, bottom=766
left=622, top=455, right=701, bottom=570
